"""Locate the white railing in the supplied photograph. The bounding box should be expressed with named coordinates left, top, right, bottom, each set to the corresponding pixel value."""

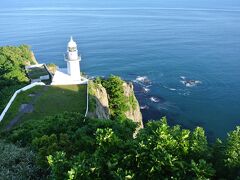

left=84, top=80, right=89, bottom=117
left=0, top=82, right=45, bottom=122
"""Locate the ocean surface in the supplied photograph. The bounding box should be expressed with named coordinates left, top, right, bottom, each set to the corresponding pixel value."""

left=1, top=0, right=240, bottom=139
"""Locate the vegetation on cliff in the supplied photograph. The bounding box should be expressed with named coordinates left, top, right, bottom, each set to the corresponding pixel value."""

left=0, top=45, right=35, bottom=112
left=1, top=112, right=239, bottom=179
left=0, top=140, right=41, bottom=179
left=89, top=76, right=142, bottom=128
left=100, top=76, right=129, bottom=120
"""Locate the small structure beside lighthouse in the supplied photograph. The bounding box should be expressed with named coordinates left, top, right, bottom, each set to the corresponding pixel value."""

left=65, top=37, right=81, bottom=81
left=51, top=37, right=88, bottom=85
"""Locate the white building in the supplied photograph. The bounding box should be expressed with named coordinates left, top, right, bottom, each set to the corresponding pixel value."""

left=51, top=37, right=88, bottom=85
left=65, top=36, right=81, bottom=81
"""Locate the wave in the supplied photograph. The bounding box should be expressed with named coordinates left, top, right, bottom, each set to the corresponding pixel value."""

left=150, top=96, right=160, bottom=103
left=163, top=85, right=177, bottom=91
left=142, top=87, right=150, bottom=93
left=169, top=88, right=177, bottom=91
left=180, top=76, right=186, bottom=80
left=140, top=105, right=149, bottom=110
left=135, top=76, right=151, bottom=84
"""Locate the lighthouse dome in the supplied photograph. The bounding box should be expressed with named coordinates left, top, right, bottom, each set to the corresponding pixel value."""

left=68, top=36, right=77, bottom=48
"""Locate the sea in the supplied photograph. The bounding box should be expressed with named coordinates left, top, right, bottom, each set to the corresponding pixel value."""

left=1, top=0, right=240, bottom=140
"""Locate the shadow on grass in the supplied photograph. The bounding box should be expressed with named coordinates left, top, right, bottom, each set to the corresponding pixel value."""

left=0, top=84, right=87, bottom=131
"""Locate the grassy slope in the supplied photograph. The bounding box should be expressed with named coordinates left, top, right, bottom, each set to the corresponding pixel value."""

left=0, top=85, right=87, bottom=130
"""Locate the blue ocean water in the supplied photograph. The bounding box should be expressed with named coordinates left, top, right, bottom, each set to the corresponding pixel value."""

left=1, top=0, right=240, bottom=139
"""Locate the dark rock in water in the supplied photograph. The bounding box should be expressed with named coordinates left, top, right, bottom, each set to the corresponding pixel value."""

left=180, top=76, right=202, bottom=87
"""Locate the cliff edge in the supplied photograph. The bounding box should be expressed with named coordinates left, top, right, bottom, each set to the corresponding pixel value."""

left=88, top=79, right=143, bottom=129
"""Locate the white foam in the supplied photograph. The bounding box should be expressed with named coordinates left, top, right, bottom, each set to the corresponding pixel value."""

left=140, top=105, right=149, bottom=110
left=142, top=87, right=150, bottom=93
left=150, top=97, right=160, bottom=103
left=136, top=76, right=150, bottom=84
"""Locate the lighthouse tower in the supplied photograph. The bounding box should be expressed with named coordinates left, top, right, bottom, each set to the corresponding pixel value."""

left=65, top=37, right=81, bottom=81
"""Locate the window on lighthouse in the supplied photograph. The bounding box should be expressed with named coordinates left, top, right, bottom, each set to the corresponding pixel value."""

left=69, top=47, right=76, bottom=52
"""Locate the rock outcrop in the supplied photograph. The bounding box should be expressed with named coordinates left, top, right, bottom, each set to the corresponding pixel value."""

left=88, top=80, right=143, bottom=129
left=31, top=51, right=38, bottom=65
left=123, top=82, right=143, bottom=128
left=88, top=81, right=110, bottom=119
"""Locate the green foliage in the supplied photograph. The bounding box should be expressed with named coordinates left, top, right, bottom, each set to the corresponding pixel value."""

left=0, top=45, right=33, bottom=86
left=94, top=77, right=102, bottom=85
left=0, top=84, right=24, bottom=113
left=0, top=140, right=42, bottom=179
left=101, top=75, right=128, bottom=120
left=3, top=111, right=240, bottom=179
left=134, top=118, right=214, bottom=179
left=190, top=127, right=209, bottom=159
left=0, top=45, right=34, bottom=112
left=6, top=112, right=136, bottom=171
left=225, top=126, right=240, bottom=168
left=88, top=81, right=97, bottom=112
left=129, top=94, right=137, bottom=110
left=222, top=126, right=240, bottom=178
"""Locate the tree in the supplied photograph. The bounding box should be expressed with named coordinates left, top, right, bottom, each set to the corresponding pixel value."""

left=101, top=75, right=128, bottom=120
left=0, top=45, right=34, bottom=112
left=224, top=126, right=240, bottom=178
left=0, top=140, right=43, bottom=179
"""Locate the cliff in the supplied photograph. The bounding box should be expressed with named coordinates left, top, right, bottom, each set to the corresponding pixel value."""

left=123, top=82, right=143, bottom=128
left=88, top=81, right=110, bottom=119
left=88, top=80, right=143, bottom=129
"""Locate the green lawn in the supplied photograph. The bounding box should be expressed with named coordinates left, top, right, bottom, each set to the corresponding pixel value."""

left=27, top=66, right=49, bottom=79
left=0, top=85, right=87, bottom=130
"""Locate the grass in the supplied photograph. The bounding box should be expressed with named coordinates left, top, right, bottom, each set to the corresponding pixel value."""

left=27, top=66, right=49, bottom=79
left=0, top=85, right=87, bottom=131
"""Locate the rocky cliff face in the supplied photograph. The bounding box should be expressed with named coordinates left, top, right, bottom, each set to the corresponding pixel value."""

left=88, top=80, right=143, bottom=129
left=87, top=81, right=110, bottom=119
left=30, top=51, right=38, bottom=65
left=123, top=82, right=143, bottom=128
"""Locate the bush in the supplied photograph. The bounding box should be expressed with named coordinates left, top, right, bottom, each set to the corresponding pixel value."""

left=0, top=45, right=34, bottom=112
left=0, top=140, right=42, bottom=179
left=3, top=111, right=240, bottom=179
left=101, top=75, right=128, bottom=120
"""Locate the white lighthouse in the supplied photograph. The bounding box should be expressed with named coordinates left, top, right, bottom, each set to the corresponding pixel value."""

left=51, top=37, right=88, bottom=85
left=65, top=37, right=81, bottom=81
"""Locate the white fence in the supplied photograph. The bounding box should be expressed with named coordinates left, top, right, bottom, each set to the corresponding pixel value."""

left=0, top=82, right=45, bottom=122
left=84, top=81, right=89, bottom=117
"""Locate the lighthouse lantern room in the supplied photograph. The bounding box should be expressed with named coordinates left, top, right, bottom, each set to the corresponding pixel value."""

left=65, top=36, right=81, bottom=81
